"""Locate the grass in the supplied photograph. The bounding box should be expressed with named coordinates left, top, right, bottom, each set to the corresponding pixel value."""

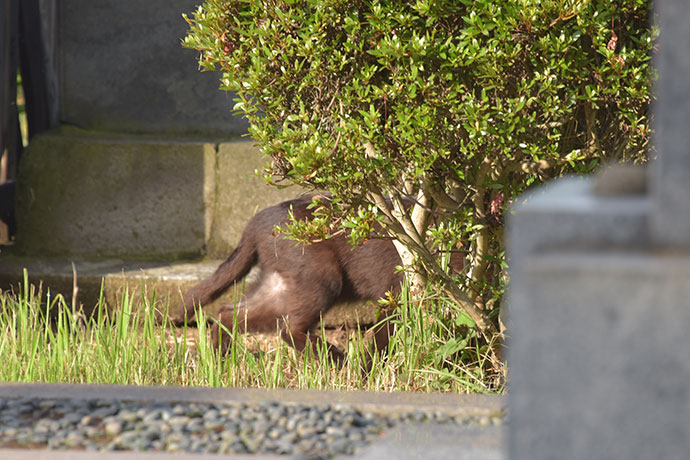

left=4, top=73, right=502, bottom=393
left=0, top=272, right=503, bottom=394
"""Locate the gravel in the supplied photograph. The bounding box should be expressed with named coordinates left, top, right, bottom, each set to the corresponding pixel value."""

left=0, top=396, right=503, bottom=458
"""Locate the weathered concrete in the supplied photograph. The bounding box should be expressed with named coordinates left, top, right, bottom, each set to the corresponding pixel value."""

left=58, top=0, right=246, bottom=136
left=508, top=176, right=651, bottom=258
left=0, top=256, right=219, bottom=317
left=510, top=248, right=690, bottom=460
left=353, top=424, right=505, bottom=460
left=506, top=172, right=690, bottom=460
left=0, top=382, right=504, bottom=418
left=0, top=256, right=378, bottom=327
left=14, top=128, right=302, bottom=260
left=505, top=175, right=651, bottom=329
left=16, top=129, right=215, bottom=259
left=206, top=142, right=308, bottom=259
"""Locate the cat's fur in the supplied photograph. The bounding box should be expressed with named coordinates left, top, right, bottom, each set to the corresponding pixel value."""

left=182, top=195, right=403, bottom=367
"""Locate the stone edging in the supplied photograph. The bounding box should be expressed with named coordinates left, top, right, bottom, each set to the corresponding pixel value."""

left=0, top=382, right=504, bottom=418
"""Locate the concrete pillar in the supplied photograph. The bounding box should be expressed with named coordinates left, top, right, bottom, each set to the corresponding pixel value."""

left=652, top=1, right=690, bottom=245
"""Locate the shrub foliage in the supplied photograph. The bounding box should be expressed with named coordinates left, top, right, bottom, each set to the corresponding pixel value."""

left=184, top=0, right=654, bottom=365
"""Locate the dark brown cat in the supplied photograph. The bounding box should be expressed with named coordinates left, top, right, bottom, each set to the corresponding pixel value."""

left=182, top=195, right=403, bottom=367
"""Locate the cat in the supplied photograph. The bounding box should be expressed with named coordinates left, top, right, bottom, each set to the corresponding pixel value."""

left=182, top=195, right=404, bottom=368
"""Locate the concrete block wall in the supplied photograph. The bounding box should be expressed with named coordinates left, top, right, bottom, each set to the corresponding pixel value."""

left=15, top=128, right=299, bottom=260
left=11, top=0, right=302, bottom=260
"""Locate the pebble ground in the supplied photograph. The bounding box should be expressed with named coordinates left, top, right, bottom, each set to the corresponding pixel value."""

left=0, top=397, right=503, bottom=459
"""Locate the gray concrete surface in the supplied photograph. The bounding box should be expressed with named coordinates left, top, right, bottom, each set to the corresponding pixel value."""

left=16, top=130, right=216, bottom=259
left=58, top=0, right=246, bottom=136
left=0, top=383, right=505, bottom=460
left=0, top=449, right=278, bottom=460
left=352, top=424, right=504, bottom=460
left=509, top=248, right=690, bottom=460
left=507, top=170, right=690, bottom=459
left=652, top=0, right=690, bottom=245
left=0, top=256, right=218, bottom=318
left=504, top=175, right=651, bottom=331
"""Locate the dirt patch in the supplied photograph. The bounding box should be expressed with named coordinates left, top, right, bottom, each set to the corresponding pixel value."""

left=165, top=325, right=360, bottom=354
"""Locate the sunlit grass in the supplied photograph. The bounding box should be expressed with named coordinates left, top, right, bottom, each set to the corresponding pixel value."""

left=0, top=271, right=502, bottom=393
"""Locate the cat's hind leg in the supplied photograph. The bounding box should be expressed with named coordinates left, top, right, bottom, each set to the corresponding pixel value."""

left=210, top=271, right=345, bottom=366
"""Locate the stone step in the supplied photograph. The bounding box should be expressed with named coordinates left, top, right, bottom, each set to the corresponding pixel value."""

left=0, top=255, right=377, bottom=328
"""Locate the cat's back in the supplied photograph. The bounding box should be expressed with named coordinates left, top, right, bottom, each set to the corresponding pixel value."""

left=331, top=234, right=402, bottom=300
left=250, top=195, right=339, bottom=270
left=249, top=196, right=315, bottom=228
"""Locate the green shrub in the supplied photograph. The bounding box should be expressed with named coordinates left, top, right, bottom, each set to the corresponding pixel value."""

left=183, top=0, right=654, bottom=364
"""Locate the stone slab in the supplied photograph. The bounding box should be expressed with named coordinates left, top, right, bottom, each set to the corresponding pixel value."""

left=0, top=256, right=217, bottom=317
left=0, top=382, right=504, bottom=418
left=508, top=250, right=690, bottom=460
left=505, top=175, right=651, bottom=327
left=15, top=129, right=302, bottom=260
left=206, top=142, right=307, bottom=259
left=16, top=130, right=216, bottom=259
left=0, top=449, right=277, bottom=460
left=58, top=0, right=246, bottom=136
left=507, top=176, right=651, bottom=257
left=0, top=256, right=378, bottom=327
left=353, top=423, right=505, bottom=460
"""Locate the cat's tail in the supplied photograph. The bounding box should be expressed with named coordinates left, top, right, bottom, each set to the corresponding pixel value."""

left=182, top=237, right=258, bottom=316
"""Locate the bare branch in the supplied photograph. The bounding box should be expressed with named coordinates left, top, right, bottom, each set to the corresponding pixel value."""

left=584, top=101, right=602, bottom=156
left=506, top=158, right=567, bottom=175
left=425, top=177, right=461, bottom=210
left=468, top=190, right=491, bottom=308
left=390, top=192, right=427, bottom=250
left=410, top=187, right=433, bottom=236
